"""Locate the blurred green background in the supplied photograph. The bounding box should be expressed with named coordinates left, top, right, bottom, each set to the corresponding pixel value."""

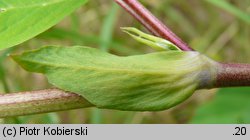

left=0, top=0, right=249, bottom=124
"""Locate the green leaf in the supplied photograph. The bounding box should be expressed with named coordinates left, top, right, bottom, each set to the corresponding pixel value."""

left=11, top=46, right=216, bottom=111
left=99, top=3, right=119, bottom=51
left=0, top=0, right=88, bottom=50
left=191, top=87, right=250, bottom=124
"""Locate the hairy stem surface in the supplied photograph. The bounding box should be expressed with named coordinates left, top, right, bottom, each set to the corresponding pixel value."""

left=215, top=63, right=250, bottom=87
left=0, top=89, right=93, bottom=118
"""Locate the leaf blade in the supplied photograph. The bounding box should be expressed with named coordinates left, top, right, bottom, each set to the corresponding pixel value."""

left=12, top=46, right=216, bottom=111
left=0, top=0, right=88, bottom=50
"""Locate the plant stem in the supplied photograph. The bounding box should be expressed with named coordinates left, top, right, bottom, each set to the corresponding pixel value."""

left=115, top=0, right=193, bottom=51
left=215, top=63, right=250, bottom=87
left=0, top=89, right=93, bottom=118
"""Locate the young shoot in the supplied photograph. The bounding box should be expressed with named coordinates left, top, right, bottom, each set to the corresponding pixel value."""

left=121, top=27, right=181, bottom=51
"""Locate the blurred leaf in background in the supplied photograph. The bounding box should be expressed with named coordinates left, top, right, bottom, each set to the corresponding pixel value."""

left=206, top=0, right=250, bottom=24
left=191, top=87, right=250, bottom=124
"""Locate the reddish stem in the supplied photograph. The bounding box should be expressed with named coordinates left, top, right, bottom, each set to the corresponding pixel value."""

left=115, top=0, right=193, bottom=51
left=215, top=63, right=250, bottom=87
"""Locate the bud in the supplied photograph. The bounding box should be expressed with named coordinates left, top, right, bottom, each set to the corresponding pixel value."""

left=121, top=27, right=181, bottom=51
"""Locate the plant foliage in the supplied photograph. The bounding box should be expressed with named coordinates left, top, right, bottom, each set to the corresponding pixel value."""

left=12, top=46, right=216, bottom=111
left=0, top=0, right=88, bottom=50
